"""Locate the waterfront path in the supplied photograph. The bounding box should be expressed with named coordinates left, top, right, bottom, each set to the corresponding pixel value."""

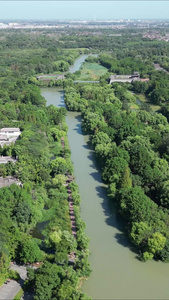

left=41, top=62, right=169, bottom=300
left=61, top=135, right=77, bottom=238
left=61, top=135, right=77, bottom=262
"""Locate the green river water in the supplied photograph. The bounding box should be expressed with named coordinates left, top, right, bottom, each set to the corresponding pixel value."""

left=40, top=55, right=169, bottom=300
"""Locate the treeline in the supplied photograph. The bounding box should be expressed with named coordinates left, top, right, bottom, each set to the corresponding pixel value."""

left=59, top=28, right=169, bottom=60
left=65, top=83, right=169, bottom=261
left=97, top=53, right=153, bottom=77
left=0, top=31, right=87, bottom=77
left=132, top=71, right=169, bottom=105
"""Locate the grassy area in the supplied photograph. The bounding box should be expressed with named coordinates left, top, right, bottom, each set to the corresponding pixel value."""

left=135, top=93, right=161, bottom=112
left=77, top=62, right=107, bottom=80
left=0, top=275, right=7, bottom=287
left=13, top=288, right=24, bottom=300
left=150, top=104, right=161, bottom=112
left=136, top=93, right=148, bottom=103
left=130, top=103, right=140, bottom=110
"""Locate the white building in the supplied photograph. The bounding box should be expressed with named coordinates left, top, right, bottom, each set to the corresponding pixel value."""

left=0, top=128, right=21, bottom=137
left=0, top=128, right=21, bottom=147
left=0, top=156, right=17, bottom=164
left=0, top=176, right=22, bottom=188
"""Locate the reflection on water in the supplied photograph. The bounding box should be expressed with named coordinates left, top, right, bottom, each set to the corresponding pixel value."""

left=41, top=88, right=65, bottom=107
left=68, top=54, right=98, bottom=74
left=30, top=221, right=48, bottom=240
left=66, top=111, right=169, bottom=300
left=136, top=98, right=142, bottom=106
left=68, top=55, right=89, bottom=73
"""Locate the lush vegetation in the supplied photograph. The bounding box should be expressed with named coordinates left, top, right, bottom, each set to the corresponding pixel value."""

left=2, top=25, right=169, bottom=298
left=64, top=80, right=169, bottom=262
left=0, top=31, right=91, bottom=299
left=75, top=62, right=107, bottom=81
left=50, top=28, right=169, bottom=261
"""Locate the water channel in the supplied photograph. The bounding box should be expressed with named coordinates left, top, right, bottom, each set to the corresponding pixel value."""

left=41, top=56, right=169, bottom=299
left=68, top=54, right=89, bottom=73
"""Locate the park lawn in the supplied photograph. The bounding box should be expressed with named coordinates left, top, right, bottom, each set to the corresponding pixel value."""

left=77, top=62, right=108, bottom=80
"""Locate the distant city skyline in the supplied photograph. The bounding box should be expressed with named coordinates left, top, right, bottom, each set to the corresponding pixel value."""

left=0, top=1, right=169, bottom=20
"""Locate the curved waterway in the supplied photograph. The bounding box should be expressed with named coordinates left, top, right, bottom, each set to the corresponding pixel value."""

left=68, top=54, right=89, bottom=73
left=40, top=56, right=169, bottom=300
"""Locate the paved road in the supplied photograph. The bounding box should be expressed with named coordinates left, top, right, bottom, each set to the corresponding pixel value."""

left=0, top=264, right=27, bottom=300
left=0, top=279, right=22, bottom=300
left=10, top=265, right=27, bottom=281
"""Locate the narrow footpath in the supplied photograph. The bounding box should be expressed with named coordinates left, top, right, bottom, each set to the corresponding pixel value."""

left=61, top=135, right=77, bottom=238
left=61, top=135, right=77, bottom=261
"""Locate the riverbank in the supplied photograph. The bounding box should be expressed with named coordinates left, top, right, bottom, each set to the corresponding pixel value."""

left=33, top=54, right=103, bottom=88
left=61, top=82, right=169, bottom=299
left=21, top=108, right=92, bottom=299
left=60, top=134, right=77, bottom=240
left=39, top=54, right=169, bottom=300
left=0, top=53, right=93, bottom=298
left=41, top=84, right=169, bottom=299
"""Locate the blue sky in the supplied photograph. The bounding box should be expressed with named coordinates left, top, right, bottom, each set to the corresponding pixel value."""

left=0, top=1, right=168, bottom=20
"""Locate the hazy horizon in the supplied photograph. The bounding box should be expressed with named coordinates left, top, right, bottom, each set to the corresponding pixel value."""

left=0, top=1, right=169, bottom=21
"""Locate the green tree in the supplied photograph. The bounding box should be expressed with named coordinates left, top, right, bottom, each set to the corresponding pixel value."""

left=130, top=222, right=152, bottom=246
left=51, top=157, right=72, bottom=175
left=13, top=201, right=31, bottom=226
left=148, top=232, right=166, bottom=255
left=159, top=239, right=169, bottom=262
left=120, top=167, right=132, bottom=189
left=18, top=237, right=43, bottom=264
left=120, top=187, right=158, bottom=224
left=102, top=156, right=128, bottom=184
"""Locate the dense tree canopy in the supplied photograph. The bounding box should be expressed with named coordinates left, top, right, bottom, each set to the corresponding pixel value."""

left=2, top=25, right=169, bottom=295
left=0, top=31, right=91, bottom=296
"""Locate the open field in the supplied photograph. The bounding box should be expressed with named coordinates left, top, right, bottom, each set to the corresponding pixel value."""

left=77, top=62, right=107, bottom=80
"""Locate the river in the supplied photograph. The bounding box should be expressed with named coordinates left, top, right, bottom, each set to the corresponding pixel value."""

left=41, top=56, right=169, bottom=300
left=68, top=54, right=89, bottom=73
